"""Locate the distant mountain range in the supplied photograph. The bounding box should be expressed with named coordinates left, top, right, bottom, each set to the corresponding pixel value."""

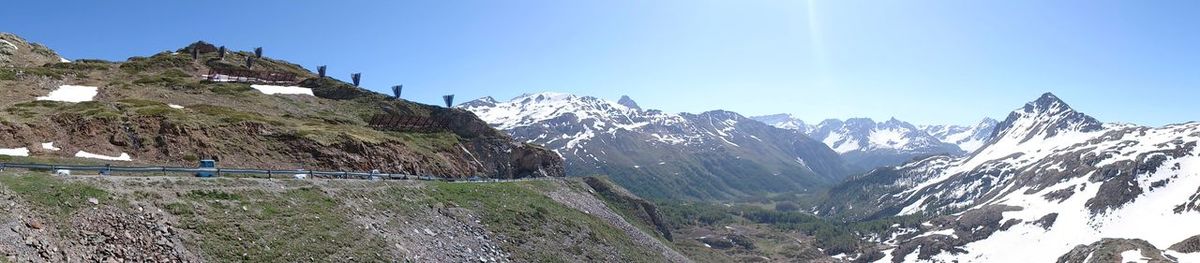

left=460, top=93, right=855, bottom=199
left=751, top=115, right=998, bottom=169
left=814, top=93, right=1200, bottom=262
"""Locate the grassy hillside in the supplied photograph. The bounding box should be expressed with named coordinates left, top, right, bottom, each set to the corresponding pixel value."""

left=0, top=36, right=561, bottom=179
left=0, top=171, right=683, bottom=262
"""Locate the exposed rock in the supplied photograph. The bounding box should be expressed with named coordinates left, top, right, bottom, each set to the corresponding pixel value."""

left=1056, top=238, right=1173, bottom=263
left=1169, top=234, right=1200, bottom=253
left=1031, top=213, right=1058, bottom=230
left=0, top=33, right=64, bottom=67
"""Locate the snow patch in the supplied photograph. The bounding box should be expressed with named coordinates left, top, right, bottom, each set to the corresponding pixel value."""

left=249, top=85, right=314, bottom=96
left=1120, top=249, right=1147, bottom=263
left=0, top=40, right=17, bottom=50
left=40, top=142, right=60, bottom=151
left=37, top=85, right=98, bottom=103
left=0, top=147, right=30, bottom=157
left=168, top=104, right=184, bottom=109
left=74, top=151, right=131, bottom=161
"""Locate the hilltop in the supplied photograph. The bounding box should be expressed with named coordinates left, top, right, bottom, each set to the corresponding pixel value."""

left=0, top=34, right=561, bottom=179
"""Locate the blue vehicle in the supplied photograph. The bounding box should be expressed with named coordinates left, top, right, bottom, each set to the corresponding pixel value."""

left=195, top=159, right=217, bottom=177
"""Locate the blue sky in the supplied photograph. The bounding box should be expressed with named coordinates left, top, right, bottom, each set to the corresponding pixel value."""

left=3, top=0, right=1197, bottom=126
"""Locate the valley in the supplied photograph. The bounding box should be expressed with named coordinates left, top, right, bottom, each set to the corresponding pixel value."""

left=2, top=28, right=1198, bottom=263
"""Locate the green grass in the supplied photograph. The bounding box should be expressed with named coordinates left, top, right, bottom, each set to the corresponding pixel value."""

left=0, top=67, right=67, bottom=80
left=61, top=101, right=122, bottom=120
left=45, top=61, right=112, bottom=71
left=583, top=178, right=674, bottom=243
left=120, top=52, right=193, bottom=72
left=208, top=83, right=253, bottom=95
left=0, top=174, right=110, bottom=220
left=429, top=182, right=662, bottom=262
left=190, top=104, right=275, bottom=124
left=169, top=187, right=390, bottom=262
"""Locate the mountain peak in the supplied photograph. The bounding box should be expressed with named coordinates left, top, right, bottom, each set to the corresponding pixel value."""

left=457, top=96, right=499, bottom=109
left=988, top=93, right=1102, bottom=144
left=1030, top=92, right=1067, bottom=111
left=750, top=114, right=811, bottom=132
left=617, top=95, right=641, bottom=110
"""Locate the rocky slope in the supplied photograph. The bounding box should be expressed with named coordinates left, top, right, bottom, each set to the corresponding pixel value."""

left=0, top=33, right=67, bottom=68
left=0, top=34, right=561, bottom=179
left=753, top=115, right=964, bottom=170
left=0, top=171, right=685, bottom=262
left=460, top=93, right=854, bottom=200
left=815, top=93, right=1200, bottom=262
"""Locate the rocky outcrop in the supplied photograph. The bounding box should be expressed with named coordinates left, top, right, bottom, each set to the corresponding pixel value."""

left=887, top=205, right=1021, bottom=262
left=0, top=33, right=64, bottom=67
left=1170, top=235, right=1200, bottom=254
left=1056, top=238, right=1173, bottom=263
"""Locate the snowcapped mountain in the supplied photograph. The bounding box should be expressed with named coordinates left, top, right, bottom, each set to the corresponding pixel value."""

left=750, top=114, right=812, bottom=133
left=817, top=93, right=1200, bottom=262
left=919, top=118, right=999, bottom=153
left=460, top=92, right=854, bottom=199
left=752, top=115, right=964, bottom=170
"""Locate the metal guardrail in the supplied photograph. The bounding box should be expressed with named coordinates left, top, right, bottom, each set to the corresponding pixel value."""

left=0, top=162, right=459, bottom=182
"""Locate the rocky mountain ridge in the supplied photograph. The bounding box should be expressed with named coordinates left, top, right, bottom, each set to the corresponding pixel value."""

left=460, top=92, right=854, bottom=199
left=815, top=93, right=1200, bottom=262
left=752, top=115, right=967, bottom=169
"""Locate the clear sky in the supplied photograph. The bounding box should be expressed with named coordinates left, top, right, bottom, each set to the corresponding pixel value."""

left=3, top=0, right=1197, bottom=126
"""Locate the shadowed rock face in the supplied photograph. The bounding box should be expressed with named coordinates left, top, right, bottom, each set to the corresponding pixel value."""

left=617, top=95, right=640, bottom=110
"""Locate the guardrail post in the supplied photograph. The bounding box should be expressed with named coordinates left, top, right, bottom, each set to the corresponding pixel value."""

left=267, top=170, right=272, bottom=179
left=100, top=164, right=111, bottom=176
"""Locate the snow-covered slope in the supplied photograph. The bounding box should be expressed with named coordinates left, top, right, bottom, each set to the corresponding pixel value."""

left=751, top=114, right=812, bottom=133
left=461, top=92, right=854, bottom=199
left=752, top=114, right=967, bottom=169
left=810, top=118, right=963, bottom=170
left=919, top=118, right=999, bottom=153
left=818, top=93, right=1200, bottom=262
